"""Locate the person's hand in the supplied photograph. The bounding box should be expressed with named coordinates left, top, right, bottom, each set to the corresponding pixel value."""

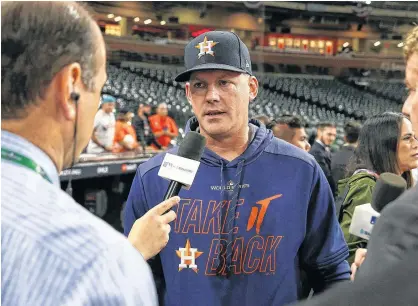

left=128, top=196, right=179, bottom=260
left=351, top=248, right=367, bottom=281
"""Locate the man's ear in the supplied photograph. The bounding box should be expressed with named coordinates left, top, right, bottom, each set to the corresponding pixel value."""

left=54, top=63, right=82, bottom=121
left=249, top=76, right=258, bottom=102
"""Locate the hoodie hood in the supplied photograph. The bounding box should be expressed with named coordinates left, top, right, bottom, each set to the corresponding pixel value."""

left=184, top=116, right=273, bottom=167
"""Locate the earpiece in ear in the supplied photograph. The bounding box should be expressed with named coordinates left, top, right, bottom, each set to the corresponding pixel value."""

left=70, top=92, right=80, bottom=102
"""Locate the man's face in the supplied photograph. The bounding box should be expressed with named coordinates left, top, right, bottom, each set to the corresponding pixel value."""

left=68, top=24, right=107, bottom=165
left=143, top=105, right=151, bottom=115
left=157, top=105, right=168, bottom=117
left=403, top=52, right=418, bottom=133
left=291, top=128, right=311, bottom=152
left=102, top=102, right=115, bottom=114
left=319, top=126, right=337, bottom=146
left=185, top=70, right=258, bottom=138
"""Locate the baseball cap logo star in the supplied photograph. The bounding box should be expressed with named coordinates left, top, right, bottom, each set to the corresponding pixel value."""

left=195, top=36, right=219, bottom=59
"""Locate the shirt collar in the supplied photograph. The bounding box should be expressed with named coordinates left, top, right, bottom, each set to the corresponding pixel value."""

left=1, top=130, right=60, bottom=186
left=316, top=139, right=327, bottom=148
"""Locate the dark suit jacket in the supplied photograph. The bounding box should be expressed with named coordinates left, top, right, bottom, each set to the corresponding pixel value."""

left=293, top=247, right=418, bottom=306
left=331, top=145, right=355, bottom=185
left=356, top=184, right=418, bottom=277
left=309, top=141, right=336, bottom=195
left=294, top=186, right=418, bottom=306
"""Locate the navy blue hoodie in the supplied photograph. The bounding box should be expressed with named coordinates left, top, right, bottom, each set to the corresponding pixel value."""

left=124, top=118, right=350, bottom=306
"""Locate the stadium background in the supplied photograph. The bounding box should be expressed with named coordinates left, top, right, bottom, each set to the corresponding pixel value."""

left=60, top=1, right=418, bottom=232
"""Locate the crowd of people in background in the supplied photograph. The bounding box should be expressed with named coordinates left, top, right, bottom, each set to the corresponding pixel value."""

left=255, top=112, right=418, bottom=266
left=86, top=99, right=178, bottom=154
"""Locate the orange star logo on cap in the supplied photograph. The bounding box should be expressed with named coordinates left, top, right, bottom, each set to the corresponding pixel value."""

left=195, top=36, right=219, bottom=59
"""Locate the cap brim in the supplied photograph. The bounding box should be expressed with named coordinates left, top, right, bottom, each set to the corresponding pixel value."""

left=175, top=63, right=249, bottom=82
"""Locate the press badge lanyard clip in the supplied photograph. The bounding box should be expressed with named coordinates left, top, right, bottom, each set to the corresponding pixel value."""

left=1, top=147, right=53, bottom=184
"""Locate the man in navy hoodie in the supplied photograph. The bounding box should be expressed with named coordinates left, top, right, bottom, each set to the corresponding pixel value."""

left=124, top=31, right=350, bottom=306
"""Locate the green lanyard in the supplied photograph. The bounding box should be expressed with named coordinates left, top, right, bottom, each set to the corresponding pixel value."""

left=1, top=147, right=53, bottom=184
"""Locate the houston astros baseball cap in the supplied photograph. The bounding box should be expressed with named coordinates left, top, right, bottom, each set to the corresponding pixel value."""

left=175, top=31, right=252, bottom=82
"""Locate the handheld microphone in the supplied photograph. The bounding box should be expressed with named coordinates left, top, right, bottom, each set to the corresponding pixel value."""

left=158, top=132, right=206, bottom=201
left=371, top=172, right=407, bottom=213
left=349, top=173, right=407, bottom=240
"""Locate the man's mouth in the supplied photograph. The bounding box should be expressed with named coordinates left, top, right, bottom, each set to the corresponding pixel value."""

left=205, top=111, right=226, bottom=117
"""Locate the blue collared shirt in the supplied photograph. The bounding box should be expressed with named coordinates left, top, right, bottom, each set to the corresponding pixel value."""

left=1, top=131, right=157, bottom=306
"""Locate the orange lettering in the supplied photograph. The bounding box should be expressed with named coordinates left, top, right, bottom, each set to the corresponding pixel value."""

left=233, top=199, right=244, bottom=234
left=202, top=200, right=222, bottom=234
left=229, top=237, right=244, bottom=274
left=247, top=194, right=282, bottom=234
left=182, top=200, right=203, bottom=234
left=247, top=207, right=258, bottom=232
left=205, top=239, right=226, bottom=276
left=220, top=200, right=231, bottom=234
left=174, top=199, right=191, bottom=233
left=243, top=236, right=264, bottom=274
left=260, top=236, right=283, bottom=273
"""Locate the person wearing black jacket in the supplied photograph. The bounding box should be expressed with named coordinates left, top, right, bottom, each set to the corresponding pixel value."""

left=293, top=26, right=418, bottom=306
left=309, top=122, right=337, bottom=195
left=132, top=103, right=162, bottom=150
left=331, top=121, right=362, bottom=185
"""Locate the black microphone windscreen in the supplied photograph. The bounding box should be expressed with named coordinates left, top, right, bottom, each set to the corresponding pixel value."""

left=177, top=131, right=206, bottom=161
left=371, top=172, right=407, bottom=213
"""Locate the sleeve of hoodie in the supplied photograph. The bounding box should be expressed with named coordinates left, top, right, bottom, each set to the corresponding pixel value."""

left=123, top=169, right=166, bottom=303
left=299, top=163, right=350, bottom=293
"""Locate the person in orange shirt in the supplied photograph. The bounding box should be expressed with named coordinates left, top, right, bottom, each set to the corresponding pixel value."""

left=148, top=103, right=178, bottom=148
left=113, top=109, right=140, bottom=153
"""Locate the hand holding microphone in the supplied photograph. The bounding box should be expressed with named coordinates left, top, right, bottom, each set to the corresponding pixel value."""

left=128, top=132, right=206, bottom=260
left=128, top=196, right=179, bottom=260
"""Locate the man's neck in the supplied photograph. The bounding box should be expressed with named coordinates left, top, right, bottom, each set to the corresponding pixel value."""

left=2, top=119, right=64, bottom=172
left=202, top=126, right=250, bottom=162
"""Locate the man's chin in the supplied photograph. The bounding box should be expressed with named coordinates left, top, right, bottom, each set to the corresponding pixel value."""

left=200, top=125, right=229, bottom=138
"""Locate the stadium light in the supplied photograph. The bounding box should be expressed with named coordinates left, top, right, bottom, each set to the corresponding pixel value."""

left=160, top=20, right=166, bottom=25
left=134, top=17, right=140, bottom=22
left=365, top=1, right=371, bottom=5
left=144, top=19, right=152, bottom=24
left=114, top=16, right=122, bottom=22
left=398, top=42, right=404, bottom=48
left=374, top=41, right=381, bottom=47
left=107, top=14, right=114, bottom=19
left=343, top=42, right=349, bottom=48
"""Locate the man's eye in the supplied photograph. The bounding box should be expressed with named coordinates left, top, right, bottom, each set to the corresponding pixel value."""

left=219, top=80, right=229, bottom=86
left=193, top=82, right=204, bottom=88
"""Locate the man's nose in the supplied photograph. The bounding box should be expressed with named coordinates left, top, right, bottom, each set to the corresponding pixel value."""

left=206, top=85, right=220, bottom=103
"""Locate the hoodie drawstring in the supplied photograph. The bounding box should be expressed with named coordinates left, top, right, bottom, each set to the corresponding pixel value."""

left=216, top=159, right=245, bottom=278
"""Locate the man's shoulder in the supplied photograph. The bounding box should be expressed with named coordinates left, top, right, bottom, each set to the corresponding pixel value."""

left=2, top=181, right=135, bottom=269
left=264, top=138, right=317, bottom=169
left=310, top=141, right=324, bottom=153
